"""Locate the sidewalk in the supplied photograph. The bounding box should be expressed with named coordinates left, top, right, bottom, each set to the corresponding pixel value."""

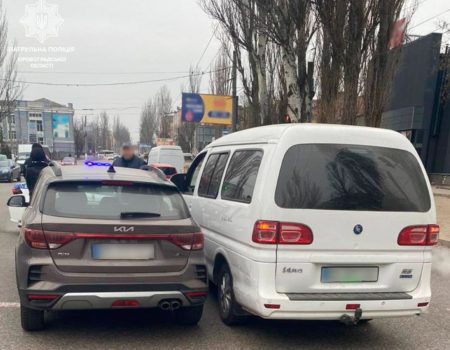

left=434, top=186, right=450, bottom=248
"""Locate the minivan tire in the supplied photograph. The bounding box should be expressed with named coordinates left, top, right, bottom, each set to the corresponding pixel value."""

left=20, top=305, right=45, bottom=331
left=217, top=264, right=247, bottom=326
left=175, top=305, right=203, bottom=326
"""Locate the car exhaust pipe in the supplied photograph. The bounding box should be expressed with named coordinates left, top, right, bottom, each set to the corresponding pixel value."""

left=170, top=300, right=181, bottom=310
left=159, top=300, right=171, bottom=311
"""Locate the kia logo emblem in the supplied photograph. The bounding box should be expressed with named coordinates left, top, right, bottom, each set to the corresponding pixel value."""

left=353, top=224, right=363, bottom=235
left=114, top=226, right=134, bottom=233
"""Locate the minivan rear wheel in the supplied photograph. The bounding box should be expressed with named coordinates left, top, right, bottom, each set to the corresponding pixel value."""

left=175, top=305, right=203, bottom=325
left=20, top=305, right=45, bottom=331
left=217, top=264, right=247, bottom=326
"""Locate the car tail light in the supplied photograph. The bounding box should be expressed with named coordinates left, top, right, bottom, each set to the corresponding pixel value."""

left=170, top=233, right=204, bottom=251
left=24, top=228, right=75, bottom=250
left=184, top=291, right=208, bottom=299
left=264, top=304, right=281, bottom=309
left=253, top=221, right=313, bottom=245
left=346, top=304, right=360, bottom=310
left=398, top=225, right=440, bottom=246
left=418, top=302, right=429, bottom=307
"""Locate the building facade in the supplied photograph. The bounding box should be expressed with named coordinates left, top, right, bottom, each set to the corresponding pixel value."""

left=2, top=98, right=75, bottom=157
left=381, top=33, right=450, bottom=175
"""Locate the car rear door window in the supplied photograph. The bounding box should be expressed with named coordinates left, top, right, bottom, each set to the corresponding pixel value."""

left=221, top=150, right=263, bottom=203
left=198, top=153, right=229, bottom=198
left=275, top=144, right=431, bottom=212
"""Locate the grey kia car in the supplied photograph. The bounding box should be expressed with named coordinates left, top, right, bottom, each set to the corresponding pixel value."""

left=9, top=162, right=207, bottom=331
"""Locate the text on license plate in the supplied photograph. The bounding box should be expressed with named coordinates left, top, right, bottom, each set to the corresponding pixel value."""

left=92, top=244, right=155, bottom=260
left=321, top=266, right=379, bottom=283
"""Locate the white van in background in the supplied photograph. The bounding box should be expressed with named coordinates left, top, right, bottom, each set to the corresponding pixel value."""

left=148, top=145, right=184, bottom=173
left=172, top=124, right=438, bottom=325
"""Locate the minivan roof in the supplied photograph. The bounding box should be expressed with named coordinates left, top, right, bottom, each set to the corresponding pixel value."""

left=207, top=124, right=409, bottom=150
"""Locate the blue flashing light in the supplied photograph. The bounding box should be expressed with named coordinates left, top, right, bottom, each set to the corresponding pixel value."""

left=84, top=161, right=112, bottom=167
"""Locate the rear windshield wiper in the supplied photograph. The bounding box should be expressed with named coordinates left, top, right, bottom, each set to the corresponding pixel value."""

left=120, top=212, right=161, bottom=219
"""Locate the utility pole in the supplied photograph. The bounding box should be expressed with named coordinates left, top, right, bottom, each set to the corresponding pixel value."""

left=83, top=115, right=88, bottom=159
left=231, top=49, right=238, bottom=132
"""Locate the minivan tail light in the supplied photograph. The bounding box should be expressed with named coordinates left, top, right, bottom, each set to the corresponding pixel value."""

left=253, top=221, right=313, bottom=245
left=252, top=221, right=278, bottom=244
left=398, top=225, right=439, bottom=246
left=279, top=223, right=313, bottom=245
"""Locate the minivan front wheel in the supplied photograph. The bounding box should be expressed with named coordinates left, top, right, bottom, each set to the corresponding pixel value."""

left=20, top=305, right=45, bottom=331
left=217, top=264, right=246, bottom=326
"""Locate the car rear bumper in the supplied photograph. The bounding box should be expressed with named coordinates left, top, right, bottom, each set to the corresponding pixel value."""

left=235, top=261, right=432, bottom=320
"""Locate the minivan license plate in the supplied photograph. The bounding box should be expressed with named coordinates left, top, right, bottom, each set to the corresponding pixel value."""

left=321, top=267, right=378, bottom=283
left=92, top=244, right=155, bottom=260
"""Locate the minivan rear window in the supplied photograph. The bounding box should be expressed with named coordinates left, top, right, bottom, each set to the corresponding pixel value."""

left=275, top=144, right=430, bottom=212
left=43, top=181, right=189, bottom=220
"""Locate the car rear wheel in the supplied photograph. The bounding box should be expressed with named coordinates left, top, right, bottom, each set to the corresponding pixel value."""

left=217, top=264, right=247, bottom=326
left=20, top=305, right=45, bottom=331
left=174, top=305, right=203, bottom=325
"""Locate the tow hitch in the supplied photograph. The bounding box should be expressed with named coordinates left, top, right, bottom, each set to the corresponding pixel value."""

left=340, top=308, right=363, bottom=325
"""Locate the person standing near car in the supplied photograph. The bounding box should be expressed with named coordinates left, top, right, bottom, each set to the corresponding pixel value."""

left=112, top=143, right=146, bottom=169
left=24, top=144, right=49, bottom=198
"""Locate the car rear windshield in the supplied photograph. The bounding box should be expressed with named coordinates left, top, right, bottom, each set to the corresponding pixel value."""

left=275, top=144, right=430, bottom=212
left=43, top=181, right=189, bottom=220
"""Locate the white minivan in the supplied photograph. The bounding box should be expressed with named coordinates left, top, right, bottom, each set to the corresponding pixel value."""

left=171, top=124, right=438, bottom=325
left=147, top=146, right=184, bottom=173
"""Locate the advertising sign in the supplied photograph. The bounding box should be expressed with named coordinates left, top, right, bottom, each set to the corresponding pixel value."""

left=52, top=114, right=70, bottom=139
left=389, top=18, right=406, bottom=50
left=181, top=93, right=233, bottom=126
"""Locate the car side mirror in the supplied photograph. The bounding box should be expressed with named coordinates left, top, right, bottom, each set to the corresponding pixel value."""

left=7, top=195, right=27, bottom=208
left=170, top=173, right=187, bottom=192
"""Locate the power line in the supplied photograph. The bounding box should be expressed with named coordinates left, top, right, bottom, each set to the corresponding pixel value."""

left=409, top=8, right=450, bottom=30
left=17, top=70, right=193, bottom=75
left=9, top=67, right=231, bottom=87
left=195, top=24, right=219, bottom=69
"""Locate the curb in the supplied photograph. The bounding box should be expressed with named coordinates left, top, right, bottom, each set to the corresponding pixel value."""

left=434, top=193, right=450, bottom=199
left=438, top=239, right=450, bottom=248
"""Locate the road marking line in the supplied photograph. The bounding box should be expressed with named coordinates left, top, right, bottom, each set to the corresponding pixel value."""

left=0, top=302, right=20, bottom=308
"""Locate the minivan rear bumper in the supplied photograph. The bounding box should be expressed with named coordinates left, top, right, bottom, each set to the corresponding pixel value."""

left=238, top=262, right=432, bottom=320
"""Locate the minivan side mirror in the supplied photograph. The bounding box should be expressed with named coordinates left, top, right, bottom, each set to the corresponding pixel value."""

left=171, top=173, right=187, bottom=192
left=7, top=195, right=27, bottom=208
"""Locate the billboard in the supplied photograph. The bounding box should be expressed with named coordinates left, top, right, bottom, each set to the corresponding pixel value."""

left=52, top=114, right=70, bottom=139
left=181, top=93, right=233, bottom=125
left=389, top=18, right=406, bottom=50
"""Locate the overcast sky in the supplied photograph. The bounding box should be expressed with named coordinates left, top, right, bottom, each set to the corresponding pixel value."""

left=3, top=0, right=450, bottom=141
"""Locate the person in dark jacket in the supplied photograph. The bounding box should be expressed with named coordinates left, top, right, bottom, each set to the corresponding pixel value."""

left=24, top=144, right=49, bottom=198
left=112, top=143, right=146, bottom=169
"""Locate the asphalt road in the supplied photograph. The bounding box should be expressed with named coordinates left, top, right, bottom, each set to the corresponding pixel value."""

left=0, top=182, right=449, bottom=350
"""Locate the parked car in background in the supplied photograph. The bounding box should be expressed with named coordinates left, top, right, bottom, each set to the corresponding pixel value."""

left=0, top=159, right=21, bottom=182
left=9, top=183, right=29, bottom=223
left=171, top=124, right=438, bottom=326
left=148, top=146, right=184, bottom=173
left=61, top=157, right=77, bottom=166
left=0, top=154, right=7, bottom=161
left=151, top=163, right=178, bottom=179
left=8, top=163, right=207, bottom=331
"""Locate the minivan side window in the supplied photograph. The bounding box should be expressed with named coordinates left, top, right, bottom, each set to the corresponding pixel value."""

left=198, top=153, right=229, bottom=198
left=221, top=150, right=263, bottom=203
left=184, top=152, right=206, bottom=195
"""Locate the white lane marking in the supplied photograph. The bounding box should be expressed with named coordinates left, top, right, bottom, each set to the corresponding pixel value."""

left=0, top=302, right=20, bottom=308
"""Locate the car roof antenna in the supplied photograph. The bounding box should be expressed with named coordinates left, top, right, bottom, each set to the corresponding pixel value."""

left=107, top=165, right=116, bottom=173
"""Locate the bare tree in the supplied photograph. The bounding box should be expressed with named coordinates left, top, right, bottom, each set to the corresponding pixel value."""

left=209, top=45, right=232, bottom=95
left=72, top=117, right=84, bottom=157
left=98, top=112, right=112, bottom=150
left=201, top=0, right=269, bottom=127
left=112, top=116, right=131, bottom=150
left=139, top=98, right=158, bottom=145
left=155, top=85, right=173, bottom=138
left=363, top=0, right=405, bottom=127
left=0, top=2, right=22, bottom=146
